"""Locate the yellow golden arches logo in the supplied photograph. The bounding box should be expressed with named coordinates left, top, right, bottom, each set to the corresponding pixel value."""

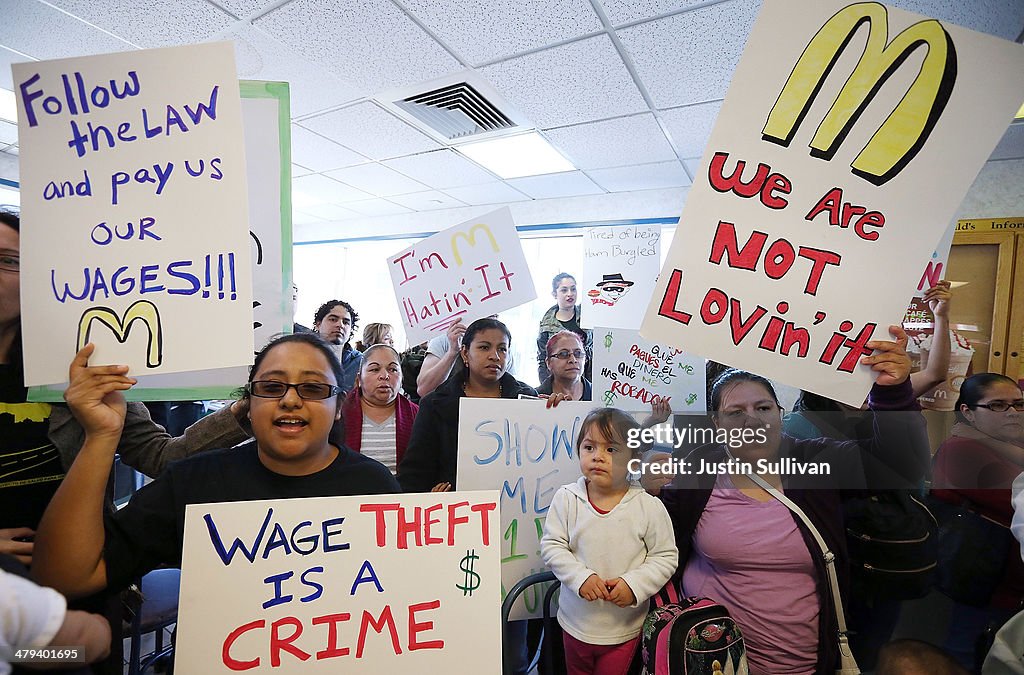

left=450, top=223, right=499, bottom=266
left=76, top=300, right=163, bottom=368
left=762, top=1, right=956, bottom=186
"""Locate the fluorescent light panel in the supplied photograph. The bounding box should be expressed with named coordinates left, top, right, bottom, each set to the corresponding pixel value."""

left=456, top=131, right=574, bottom=179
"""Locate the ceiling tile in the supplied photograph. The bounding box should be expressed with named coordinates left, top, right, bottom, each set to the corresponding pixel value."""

left=0, top=0, right=135, bottom=60
left=292, top=163, right=313, bottom=178
left=290, top=125, right=368, bottom=172
left=3, top=145, right=18, bottom=156
left=254, top=0, right=461, bottom=92
left=229, top=25, right=363, bottom=117
left=544, top=113, right=676, bottom=170
left=683, top=157, right=701, bottom=176
left=599, top=0, right=706, bottom=26
left=480, top=34, right=647, bottom=128
left=293, top=173, right=372, bottom=204
left=345, top=199, right=414, bottom=217
left=388, top=190, right=468, bottom=211
left=210, top=0, right=277, bottom=19
left=506, top=171, right=605, bottom=199
left=442, top=181, right=531, bottom=205
left=587, top=160, right=690, bottom=192
left=325, top=163, right=430, bottom=197
left=301, top=102, right=441, bottom=161
left=885, top=0, right=1024, bottom=40
left=47, top=0, right=233, bottom=48
left=618, top=0, right=760, bottom=108
left=0, top=121, right=17, bottom=146
left=292, top=209, right=328, bottom=226
left=0, top=46, right=26, bottom=91
left=383, top=150, right=496, bottom=189
left=659, top=101, right=722, bottom=158
left=401, top=0, right=601, bottom=66
left=301, top=202, right=359, bottom=221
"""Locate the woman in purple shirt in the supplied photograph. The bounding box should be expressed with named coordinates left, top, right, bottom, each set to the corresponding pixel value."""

left=647, top=326, right=928, bottom=674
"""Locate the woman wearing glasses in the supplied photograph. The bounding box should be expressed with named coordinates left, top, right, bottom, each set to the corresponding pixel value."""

left=930, top=372, right=1024, bottom=670
left=33, top=332, right=399, bottom=599
left=538, top=330, right=592, bottom=402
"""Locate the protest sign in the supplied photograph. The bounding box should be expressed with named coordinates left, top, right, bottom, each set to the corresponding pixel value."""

left=457, top=398, right=591, bottom=620
left=911, top=220, right=955, bottom=300
left=14, top=42, right=253, bottom=386
left=176, top=492, right=501, bottom=673
left=28, top=80, right=291, bottom=402
left=581, top=224, right=661, bottom=329
left=388, top=207, right=535, bottom=346
left=592, top=327, right=706, bottom=412
left=640, top=0, right=1024, bottom=406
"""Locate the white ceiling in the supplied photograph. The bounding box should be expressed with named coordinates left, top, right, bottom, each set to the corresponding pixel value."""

left=1, top=0, right=1023, bottom=240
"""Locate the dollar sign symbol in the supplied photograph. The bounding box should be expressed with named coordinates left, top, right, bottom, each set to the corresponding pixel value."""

left=604, top=332, right=613, bottom=350
left=687, top=393, right=698, bottom=405
left=456, top=549, right=481, bottom=596
left=603, top=390, right=616, bottom=406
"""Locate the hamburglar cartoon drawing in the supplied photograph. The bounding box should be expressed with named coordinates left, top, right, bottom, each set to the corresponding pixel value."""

left=588, top=273, right=634, bottom=306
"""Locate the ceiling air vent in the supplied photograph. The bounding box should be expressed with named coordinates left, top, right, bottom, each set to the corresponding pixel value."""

left=394, top=83, right=516, bottom=141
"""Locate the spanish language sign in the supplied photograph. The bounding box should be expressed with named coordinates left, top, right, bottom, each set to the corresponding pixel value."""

left=13, top=42, right=253, bottom=386
left=388, top=207, right=535, bottom=345
left=592, top=327, right=706, bottom=412
left=640, top=0, right=1024, bottom=406
left=457, top=399, right=590, bottom=620
left=176, top=492, right=501, bottom=673
left=581, top=224, right=661, bottom=329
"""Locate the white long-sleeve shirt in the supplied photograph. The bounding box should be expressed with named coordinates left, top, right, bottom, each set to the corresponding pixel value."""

left=0, top=570, right=66, bottom=675
left=541, top=477, right=678, bottom=645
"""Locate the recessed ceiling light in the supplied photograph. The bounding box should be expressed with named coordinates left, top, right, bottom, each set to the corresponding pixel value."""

left=456, top=131, right=575, bottom=179
left=0, top=88, right=17, bottom=124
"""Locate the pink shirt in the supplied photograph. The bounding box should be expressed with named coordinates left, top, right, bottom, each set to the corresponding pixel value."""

left=682, top=475, right=820, bottom=675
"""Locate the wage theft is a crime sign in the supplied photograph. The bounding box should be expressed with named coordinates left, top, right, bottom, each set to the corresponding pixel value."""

left=13, top=42, right=253, bottom=386
left=640, top=0, right=1024, bottom=406
left=176, top=492, right=501, bottom=673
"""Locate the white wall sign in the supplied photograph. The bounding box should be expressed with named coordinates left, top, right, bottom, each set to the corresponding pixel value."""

left=592, top=327, right=706, bottom=412
left=581, top=224, right=661, bottom=329
left=14, top=42, right=253, bottom=386
left=640, top=0, right=1024, bottom=406
left=176, top=492, right=501, bottom=673
left=457, top=398, right=592, bottom=620
left=388, top=207, right=536, bottom=346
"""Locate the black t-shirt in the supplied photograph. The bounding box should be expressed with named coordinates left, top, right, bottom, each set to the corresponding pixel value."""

left=103, top=441, right=400, bottom=591
left=558, top=310, right=582, bottom=335
left=0, top=364, right=62, bottom=529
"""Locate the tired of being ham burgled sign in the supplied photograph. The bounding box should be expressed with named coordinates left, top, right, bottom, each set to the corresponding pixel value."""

left=175, top=492, right=501, bottom=673
left=13, top=42, right=253, bottom=386
left=640, top=0, right=1024, bottom=406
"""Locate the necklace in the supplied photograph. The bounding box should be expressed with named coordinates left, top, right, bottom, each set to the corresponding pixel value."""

left=463, top=379, right=503, bottom=398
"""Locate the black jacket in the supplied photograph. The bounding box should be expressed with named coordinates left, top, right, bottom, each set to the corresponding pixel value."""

left=397, top=370, right=537, bottom=491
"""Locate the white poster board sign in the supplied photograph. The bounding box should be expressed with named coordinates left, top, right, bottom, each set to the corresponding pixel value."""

left=28, top=81, right=291, bottom=402
left=14, top=42, right=253, bottom=386
left=640, top=0, right=1024, bottom=406
left=388, top=207, right=536, bottom=346
left=457, top=399, right=592, bottom=620
left=912, top=219, right=955, bottom=299
left=592, top=327, right=706, bottom=412
left=581, top=224, right=661, bottom=329
left=177, top=492, right=501, bottom=673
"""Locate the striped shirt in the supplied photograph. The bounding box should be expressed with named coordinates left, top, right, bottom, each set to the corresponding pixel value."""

left=360, top=413, right=398, bottom=474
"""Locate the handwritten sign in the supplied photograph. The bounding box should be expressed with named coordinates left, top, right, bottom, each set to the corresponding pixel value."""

left=457, top=399, right=593, bottom=620
left=14, top=43, right=253, bottom=386
left=911, top=220, right=955, bottom=300
left=581, top=224, right=661, bottom=329
left=640, top=0, right=1024, bottom=406
left=388, top=207, right=535, bottom=345
left=176, top=492, right=501, bottom=673
left=592, top=327, right=706, bottom=412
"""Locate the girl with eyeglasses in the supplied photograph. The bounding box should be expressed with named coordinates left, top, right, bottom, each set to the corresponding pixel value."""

left=33, top=332, right=399, bottom=600
left=930, top=372, right=1024, bottom=669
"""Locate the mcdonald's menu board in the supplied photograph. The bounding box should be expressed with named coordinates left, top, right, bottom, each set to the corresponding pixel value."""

left=387, top=207, right=536, bottom=346
left=640, top=0, right=1024, bottom=406
left=13, top=42, right=253, bottom=386
left=175, top=492, right=501, bottom=673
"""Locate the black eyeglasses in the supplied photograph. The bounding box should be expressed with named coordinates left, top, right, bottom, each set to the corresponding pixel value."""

left=248, top=380, right=340, bottom=400
left=548, top=349, right=585, bottom=360
left=972, top=400, right=1024, bottom=413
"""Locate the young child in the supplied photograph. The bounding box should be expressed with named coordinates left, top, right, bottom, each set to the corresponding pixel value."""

left=541, top=408, right=678, bottom=675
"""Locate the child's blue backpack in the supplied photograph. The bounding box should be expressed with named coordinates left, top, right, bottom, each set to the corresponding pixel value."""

left=640, top=584, right=748, bottom=675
